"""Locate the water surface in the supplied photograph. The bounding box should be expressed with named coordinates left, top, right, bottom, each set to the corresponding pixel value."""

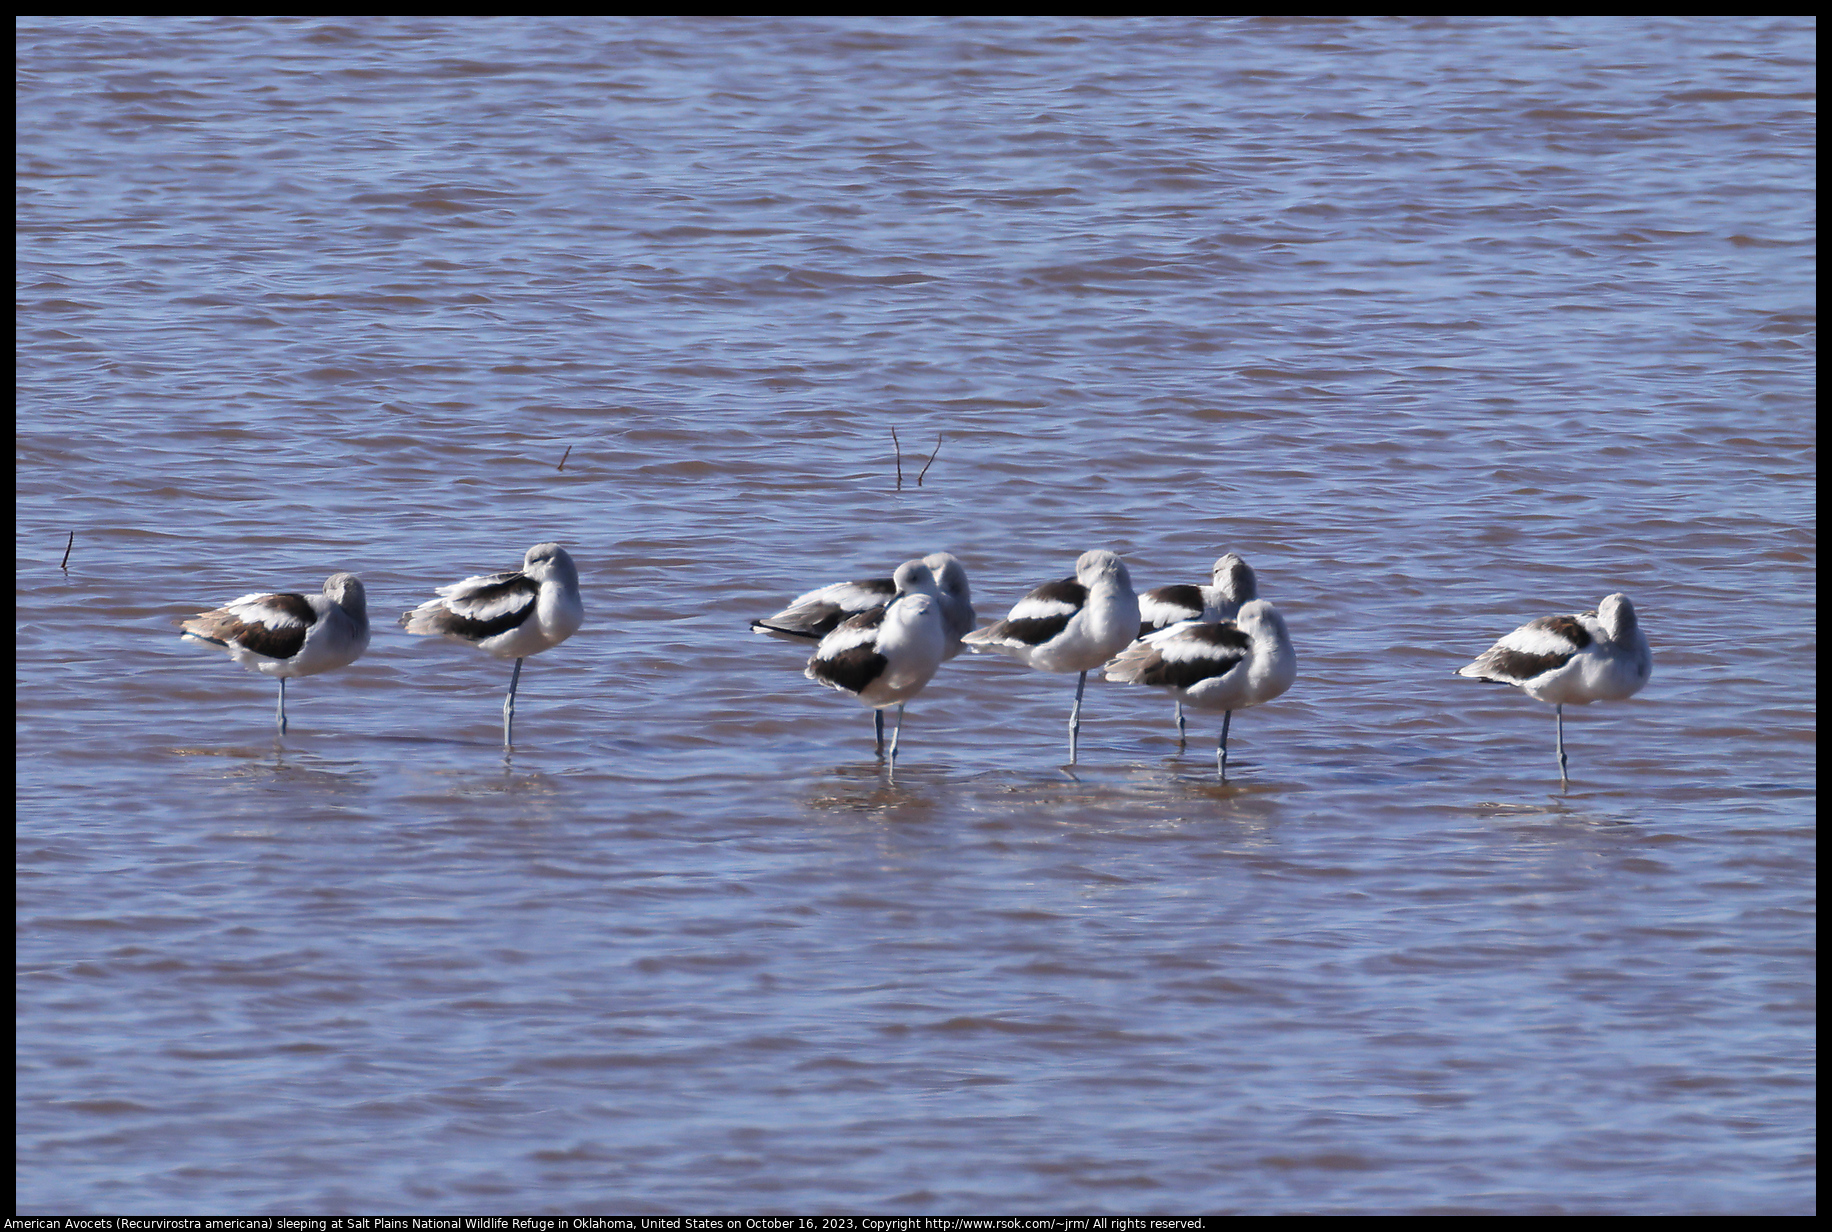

left=16, top=15, right=1816, bottom=1214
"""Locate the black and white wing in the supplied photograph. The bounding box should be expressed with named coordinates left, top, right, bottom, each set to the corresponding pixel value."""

left=753, top=576, right=896, bottom=642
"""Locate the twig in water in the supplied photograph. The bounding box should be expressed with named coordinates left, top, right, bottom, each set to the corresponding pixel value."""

left=917, top=433, right=944, bottom=486
left=557, top=445, right=572, bottom=471
left=60, top=531, right=74, bottom=571
left=891, top=427, right=903, bottom=491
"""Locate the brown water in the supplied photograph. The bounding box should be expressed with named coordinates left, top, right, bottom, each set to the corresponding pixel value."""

left=16, top=16, right=1815, bottom=1214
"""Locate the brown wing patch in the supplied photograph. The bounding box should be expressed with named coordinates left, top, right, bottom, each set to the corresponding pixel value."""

left=1027, top=578, right=1086, bottom=607
left=184, top=592, right=314, bottom=661
left=996, top=578, right=1085, bottom=646
left=1140, top=584, right=1205, bottom=636
left=999, top=613, right=1071, bottom=645
left=1532, top=614, right=1591, bottom=649
left=1483, top=648, right=1573, bottom=681
left=433, top=576, right=540, bottom=641
left=809, top=645, right=887, bottom=695
left=1148, top=583, right=1204, bottom=611
left=1137, top=623, right=1250, bottom=690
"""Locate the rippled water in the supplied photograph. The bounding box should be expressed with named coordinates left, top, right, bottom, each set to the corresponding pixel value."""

left=16, top=16, right=1815, bottom=1214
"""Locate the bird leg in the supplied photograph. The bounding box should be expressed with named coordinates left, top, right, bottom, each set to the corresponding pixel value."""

left=874, top=707, right=885, bottom=757
left=503, top=657, right=524, bottom=747
left=276, top=677, right=288, bottom=736
left=1069, top=670, right=1087, bottom=764
left=1217, top=710, right=1233, bottom=780
left=1175, top=700, right=1187, bottom=748
left=888, top=704, right=906, bottom=764
left=1555, top=703, right=1568, bottom=788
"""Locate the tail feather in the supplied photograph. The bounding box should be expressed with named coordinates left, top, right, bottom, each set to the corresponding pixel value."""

left=1102, top=641, right=1152, bottom=683
left=751, top=619, right=821, bottom=642
left=958, top=621, right=1022, bottom=654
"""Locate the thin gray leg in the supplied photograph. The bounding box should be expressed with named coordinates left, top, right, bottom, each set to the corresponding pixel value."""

left=874, top=707, right=885, bottom=756
left=1217, top=710, right=1233, bottom=779
left=504, top=657, right=524, bottom=747
left=276, top=677, right=288, bottom=735
left=1175, top=700, right=1186, bottom=745
left=1555, top=703, right=1568, bottom=787
left=888, top=703, right=906, bottom=764
left=1069, top=670, right=1087, bottom=764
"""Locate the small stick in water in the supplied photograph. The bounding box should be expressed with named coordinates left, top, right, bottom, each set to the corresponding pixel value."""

left=891, top=427, right=903, bottom=491
left=558, top=445, right=572, bottom=471
left=61, top=531, right=74, bottom=571
left=917, top=433, right=944, bottom=486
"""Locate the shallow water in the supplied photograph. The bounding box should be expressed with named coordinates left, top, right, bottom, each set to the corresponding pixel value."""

left=16, top=16, right=1815, bottom=1214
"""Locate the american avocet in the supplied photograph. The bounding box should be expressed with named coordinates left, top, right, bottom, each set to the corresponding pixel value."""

left=789, top=559, right=939, bottom=752
left=1455, top=592, right=1651, bottom=787
left=1105, top=600, right=1296, bottom=779
left=804, top=573, right=948, bottom=764
left=179, top=572, right=371, bottom=735
left=1137, top=552, right=1259, bottom=739
left=752, top=552, right=974, bottom=657
left=400, top=542, right=584, bottom=747
left=960, top=549, right=1140, bottom=764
